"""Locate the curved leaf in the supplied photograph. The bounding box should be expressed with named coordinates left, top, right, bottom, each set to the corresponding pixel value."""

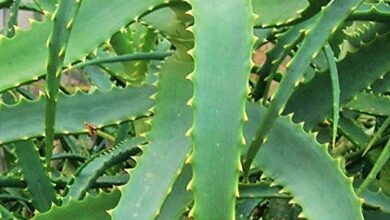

left=14, top=140, right=56, bottom=212
left=361, top=189, right=390, bottom=213
left=246, top=102, right=364, bottom=219
left=65, top=137, right=144, bottom=202
left=112, top=56, right=193, bottom=219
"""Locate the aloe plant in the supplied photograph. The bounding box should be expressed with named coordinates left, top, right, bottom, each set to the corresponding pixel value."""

left=0, top=0, right=390, bottom=219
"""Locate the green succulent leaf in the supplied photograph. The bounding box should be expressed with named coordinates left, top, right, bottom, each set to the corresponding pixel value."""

left=188, top=0, right=253, bottom=218
left=157, top=165, right=193, bottom=220
left=34, top=0, right=56, bottom=12
left=236, top=198, right=263, bottom=220
left=246, top=102, right=364, bottom=220
left=5, top=0, right=21, bottom=37
left=372, top=71, right=390, bottom=94
left=338, top=115, right=370, bottom=150
left=65, top=137, right=145, bottom=202
left=14, top=140, right=57, bottom=212
left=252, top=0, right=309, bottom=27
left=349, top=1, right=390, bottom=22
left=0, top=86, right=154, bottom=144
left=360, top=188, right=390, bottom=213
left=34, top=190, right=120, bottom=220
left=44, top=0, right=83, bottom=168
left=323, top=44, right=340, bottom=148
left=286, top=31, right=390, bottom=129
left=345, top=92, right=390, bottom=116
